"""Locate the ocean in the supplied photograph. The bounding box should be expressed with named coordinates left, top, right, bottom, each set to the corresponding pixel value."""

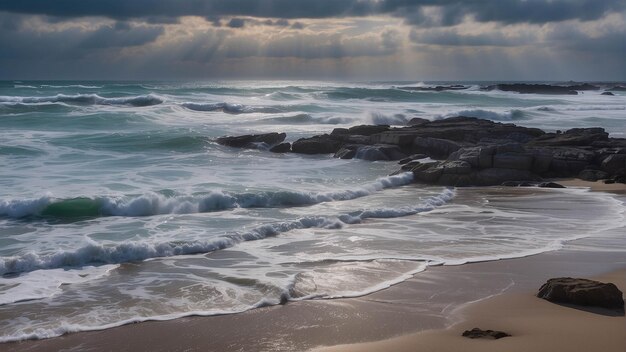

left=0, top=80, right=625, bottom=342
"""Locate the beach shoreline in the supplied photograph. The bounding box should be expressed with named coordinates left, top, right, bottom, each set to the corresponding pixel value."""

left=4, top=178, right=625, bottom=352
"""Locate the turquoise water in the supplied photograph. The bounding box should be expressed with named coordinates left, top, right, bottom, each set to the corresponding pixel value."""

left=0, top=81, right=625, bottom=341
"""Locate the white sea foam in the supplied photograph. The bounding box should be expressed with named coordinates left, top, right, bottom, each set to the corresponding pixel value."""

left=0, top=265, right=116, bottom=305
left=0, top=187, right=454, bottom=275
left=0, top=94, right=163, bottom=107
left=181, top=102, right=282, bottom=114
left=0, top=173, right=415, bottom=219
left=441, top=109, right=525, bottom=121
left=368, top=111, right=409, bottom=125
left=40, top=84, right=103, bottom=89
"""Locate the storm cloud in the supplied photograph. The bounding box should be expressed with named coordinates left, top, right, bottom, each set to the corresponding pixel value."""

left=1, top=0, right=624, bottom=25
left=0, top=0, right=624, bottom=80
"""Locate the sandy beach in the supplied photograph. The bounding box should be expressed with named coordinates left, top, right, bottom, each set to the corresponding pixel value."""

left=5, top=178, right=625, bottom=352
left=317, top=269, right=626, bottom=352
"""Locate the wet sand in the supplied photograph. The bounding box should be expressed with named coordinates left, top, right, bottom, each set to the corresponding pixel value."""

left=5, top=243, right=625, bottom=352
left=316, top=269, right=626, bottom=352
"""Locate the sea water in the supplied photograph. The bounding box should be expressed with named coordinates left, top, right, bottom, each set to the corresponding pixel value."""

left=1, top=80, right=625, bottom=341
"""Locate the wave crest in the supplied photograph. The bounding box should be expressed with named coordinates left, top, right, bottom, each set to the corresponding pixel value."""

left=181, top=102, right=283, bottom=114
left=0, top=94, right=163, bottom=107
left=0, top=173, right=415, bottom=220
left=0, top=188, right=454, bottom=275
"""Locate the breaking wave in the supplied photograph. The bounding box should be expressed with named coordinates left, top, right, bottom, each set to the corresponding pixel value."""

left=442, top=109, right=526, bottom=121
left=0, top=187, right=454, bottom=275
left=0, top=173, right=415, bottom=220
left=0, top=94, right=163, bottom=107
left=181, top=102, right=283, bottom=114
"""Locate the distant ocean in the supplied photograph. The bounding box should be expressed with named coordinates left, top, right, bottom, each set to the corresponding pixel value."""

left=1, top=80, right=625, bottom=341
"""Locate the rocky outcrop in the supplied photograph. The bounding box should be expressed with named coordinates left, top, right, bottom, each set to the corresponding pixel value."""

left=537, top=278, right=624, bottom=309
left=217, top=116, right=626, bottom=186
left=399, top=85, right=469, bottom=92
left=602, top=92, right=615, bottom=96
left=331, top=125, right=390, bottom=137
left=482, top=83, right=599, bottom=95
left=334, top=144, right=407, bottom=161
left=291, top=135, right=343, bottom=154
left=528, top=128, right=609, bottom=147
left=269, top=142, right=291, bottom=153
left=217, top=132, right=286, bottom=149
left=462, top=328, right=511, bottom=339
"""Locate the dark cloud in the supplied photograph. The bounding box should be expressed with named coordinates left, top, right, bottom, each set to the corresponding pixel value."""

left=0, top=0, right=373, bottom=20
left=0, top=21, right=164, bottom=60
left=227, top=18, right=246, bottom=28
left=383, top=0, right=625, bottom=25
left=1, top=0, right=623, bottom=26
left=224, top=17, right=303, bottom=29
left=78, top=25, right=164, bottom=49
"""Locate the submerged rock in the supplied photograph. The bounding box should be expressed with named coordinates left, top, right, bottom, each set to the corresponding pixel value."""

left=462, top=328, right=511, bottom=339
left=269, top=142, right=291, bottom=153
left=537, top=277, right=624, bottom=309
left=217, top=132, right=286, bottom=149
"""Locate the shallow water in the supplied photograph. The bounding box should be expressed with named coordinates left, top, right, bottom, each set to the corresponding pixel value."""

left=1, top=80, right=625, bottom=341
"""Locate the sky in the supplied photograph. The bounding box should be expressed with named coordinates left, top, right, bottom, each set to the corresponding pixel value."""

left=1, top=0, right=625, bottom=81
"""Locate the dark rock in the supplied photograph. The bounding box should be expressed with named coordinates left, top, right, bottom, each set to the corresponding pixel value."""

left=407, top=118, right=429, bottom=126
left=608, top=85, right=626, bottom=92
left=217, top=132, right=286, bottom=149
left=331, top=125, right=390, bottom=137
left=449, top=146, right=495, bottom=169
left=579, top=169, right=609, bottom=182
left=538, top=182, right=566, bottom=188
left=530, top=128, right=609, bottom=147
left=601, top=154, right=626, bottom=175
left=537, top=277, right=624, bottom=309
left=602, top=92, right=615, bottom=96
left=482, top=83, right=598, bottom=95
left=371, top=117, right=544, bottom=147
left=400, top=85, right=469, bottom=92
left=441, top=160, right=472, bottom=175
left=370, top=131, right=419, bottom=146
left=462, top=328, right=511, bottom=340
left=355, top=145, right=407, bottom=161
left=493, top=152, right=534, bottom=170
left=411, top=162, right=444, bottom=183
left=334, top=146, right=358, bottom=159
left=413, top=137, right=462, bottom=159
left=291, top=135, right=343, bottom=154
left=398, top=154, right=428, bottom=165
left=269, top=142, right=291, bottom=153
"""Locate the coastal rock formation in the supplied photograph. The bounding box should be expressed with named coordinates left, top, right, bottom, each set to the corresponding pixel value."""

left=398, top=85, right=469, bottom=92
left=217, top=132, right=286, bottom=149
left=537, top=278, right=625, bottom=309
left=462, top=328, right=511, bottom=339
left=217, top=116, right=626, bottom=186
left=269, top=142, right=291, bottom=153
left=482, top=83, right=599, bottom=95
left=291, top=134, right=343, bottom=154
